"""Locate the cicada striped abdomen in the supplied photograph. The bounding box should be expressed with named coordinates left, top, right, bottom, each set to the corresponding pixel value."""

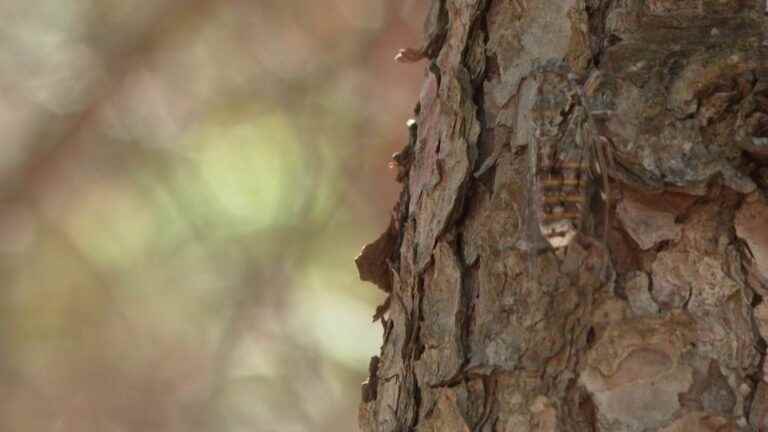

left=536, top=142, right=592, bottom=249
left=528, top=63, right=596, bottom=250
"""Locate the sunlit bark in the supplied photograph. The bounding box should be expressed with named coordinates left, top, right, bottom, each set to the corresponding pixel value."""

left=358, top=1, right=768, bottom=430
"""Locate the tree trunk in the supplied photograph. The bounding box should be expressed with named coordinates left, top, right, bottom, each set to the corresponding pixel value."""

left=356, top=1, right=768, bottom=430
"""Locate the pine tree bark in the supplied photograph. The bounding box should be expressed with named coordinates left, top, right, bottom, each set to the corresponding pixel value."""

left=356, top=1, right=768, bottom=430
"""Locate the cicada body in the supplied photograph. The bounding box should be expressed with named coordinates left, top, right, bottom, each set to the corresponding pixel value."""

left=529, top=63, right=597, bottom=250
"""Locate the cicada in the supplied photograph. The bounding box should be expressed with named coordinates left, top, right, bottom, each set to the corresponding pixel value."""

left=520, top=62, right=613, bottom=259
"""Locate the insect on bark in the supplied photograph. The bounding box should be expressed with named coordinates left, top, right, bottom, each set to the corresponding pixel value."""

left=520, top=62, right=613, bottom=261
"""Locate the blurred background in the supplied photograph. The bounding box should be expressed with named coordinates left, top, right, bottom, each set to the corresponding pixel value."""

left=0, top=1, right=425, bottom=430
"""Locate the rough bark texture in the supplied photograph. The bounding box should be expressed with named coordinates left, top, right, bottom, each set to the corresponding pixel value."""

left=356, top=1, right=768, bottom=430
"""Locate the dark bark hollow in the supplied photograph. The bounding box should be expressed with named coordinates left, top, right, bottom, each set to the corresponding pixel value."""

left=357, top=1, right=768, bottom=430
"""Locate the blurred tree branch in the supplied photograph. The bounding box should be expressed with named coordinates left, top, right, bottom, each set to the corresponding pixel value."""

left=4, top=0, right=222, bottom=203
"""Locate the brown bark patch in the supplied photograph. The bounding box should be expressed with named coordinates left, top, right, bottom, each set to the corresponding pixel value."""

left=616, top=192, right=682, bottom=250
left=581, top=312, right=696, bottom=430
left=735, top=194, right=768, bottom=287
